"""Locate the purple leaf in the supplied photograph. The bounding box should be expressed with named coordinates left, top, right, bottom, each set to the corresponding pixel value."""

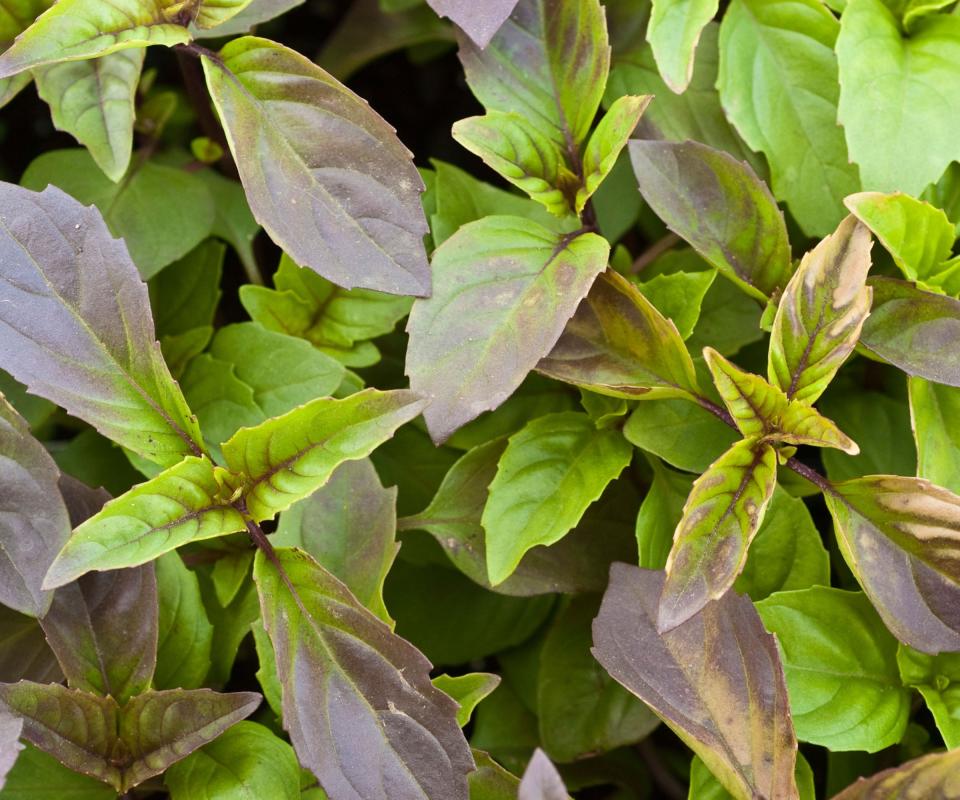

left=427, top=0, right=518, bottom=48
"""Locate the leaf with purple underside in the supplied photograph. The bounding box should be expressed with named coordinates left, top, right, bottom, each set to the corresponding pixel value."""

left=518, top=748, right=570, bottom=800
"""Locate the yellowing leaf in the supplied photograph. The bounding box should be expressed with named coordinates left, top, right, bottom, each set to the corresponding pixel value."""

left=659, top=438, right=778, bottom=631
left=830, top=749, right=960, bottom=799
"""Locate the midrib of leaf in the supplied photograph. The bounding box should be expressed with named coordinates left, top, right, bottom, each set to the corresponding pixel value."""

left=0, top=214, right=202, bottom=458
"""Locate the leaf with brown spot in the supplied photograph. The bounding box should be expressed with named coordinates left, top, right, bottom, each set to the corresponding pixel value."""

left=659, top=438, right=778, bottom=632
left=824, top=475, right=960, bottom=654
left=538, top=269, right=701, bottom=400
left=592, top=564, right=799, bottom=800
left=768, top=215, right=873, bottom=404
left=830, top=749, right=960, bottom=799
left=406, top=216, right=608, bottom=443
left=704, top=347, right=859, bottom=453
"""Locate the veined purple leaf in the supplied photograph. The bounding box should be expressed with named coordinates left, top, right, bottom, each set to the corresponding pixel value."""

left=592, top=564, right=799, bottom=800
left=824, top=475, right=960, bottom=653
left=406, top=216, right=609, bottom=443
left=830, top=748, right=960, bottom=799
left=253, top=547, right=474, bottom=800
left=0, top=182, right=204, bottom=467
left=427, top=0, right=518, bottom=48
left=0, top=394, right=70, bottom=617
left=202, top=37, right=430, bottom=297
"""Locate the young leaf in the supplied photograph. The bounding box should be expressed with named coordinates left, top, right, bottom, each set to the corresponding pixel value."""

left=909, top=378, right=960, bottom=494
left=481, top=411, right=632, bottom=585
left=576, top=95, right=651, bottom=212
left=897, top=645, right=960, bottom=749
left=629, top=139, right=792, bottom=300
left=22, top=149, right=216, bottom=279
left=756, top=588, right=910, bottom=752
left=592, top=564, right=799, bottom=800
left=164, top=720, right=301, bottom=800
left=253, top=547, right=475, bottom=800
left=193, top=0, right=256, bottom=28
left=222, top=388, right=425, bottom=520
left=634, top=268, right=717, bottom=340
left=836, top=0, right=960, bottom=195
left=154, top=551, right=214, bottom=690
left=0, top=0, right=191, bottom=78
left=845, top=192, right=955, bottom=284
left=43, top=457, right=246, bottom=588
left=273, top=458, right=398, bottom=625
left=452, top=112, right=578, bottom=216
left=859, top=278, right=960, bottom=387
left=648, top=0, right=718, bottom=93
left=433, top=673, right=501, bottom=728
left=457, top=0, right=610, bottom=151
left=425, top=0, right=517, bottom=48
left=658, top=438, right=778, bottom=632
left=0, top=182, right=205, bottom=466
left=518, top=749, right=569, bottom=800
left=406, top=216, right=608, bottom=443
left=40, top=566, right=157, bottom=704
left=202, top=36, right=430, bottom=296
left=704, top=348, right=859, bottom=453
left=537, top=269, right=701, bottom=400
left=0, top=395, right=70, bottom=617
left=829, top=749, right=960, bottom=799
left=824, top=475, right=960, bottom=654
left=537, top=595, right=658, bottom=762
left=717, top=0, right=858, bottom=236
left=768, top=215, right=873, bottom=404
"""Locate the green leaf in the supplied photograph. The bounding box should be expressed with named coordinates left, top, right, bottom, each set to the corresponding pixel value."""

left=43, top=456, right=246, bottom=588
left=518, top=749, right=569, bottom=800
left=154, top=551, right=214, bottom=690
left=407, top=217, right=608, bottom=442
left=592, top=564, right=799, bottom=800
left=577, top=94, right=651, bottom=212
left=195, top=168, right=259, bottom=278
left=0, top=682, right=259, bottom=792
left=222, top=388, right=424, bottom=520
left=202, top=36, right=430, bottom=296
left=629, top=139, right=792, bottom=300
left=150, top=240, right=224, bottom=341
left=735, top=488, right=830, bottom=601
left=0, top=0, right=48, bottom=104
left=757, top=587, right=910, bottom=752
left=0, top=181, right=205, bottom=466
left=482, top=411, right=632, bottom=585
left=468, top=749, right=522, bottom=800
left=0, top=0, right=190, bottom=77
left=0, top=743, right=115, bottom=799
left=624, top=397, right=739, bottom=472
left=704, top=347, right=859, bottom=452
left=825, top=475, right=960, bottom=654
left=452, top=112, right=578, bottom=216
left=402, top=437, right=637, bottom=595
left=636, top=459, right=691, bottom=569
left=196, top=568, right=259, bottom=686
left=469, top=680, right=539, bottom=775
left=648, top=0, right=718, bottom=93
left=22, top=148, right=216, bottom=279
left=253, top=547, right=475, bottom=800
left=768, top=215, right=873, bottom=404
left=433, top=673, right=502, bottom=728
left=0, top=604, right=61, bottom=684
left=33, top=50, right=143, bottom=182
left=239, top=254, right=412, bottom=367
left=274, top=458, right=398, bottom=624
left=718, top=0, right=859, bottom=236
left=687, top=266, right=765, bottom=356
left=845, top=192, right=955, bottom=284
left=457, top=0, right=609, bottom=150
left=836, top=0, right=960, bottom=195
left=658, top=438, right=778, bottom=631
left=424, top=0, right=516, bottom=48
left=538, top=269, right=701, bottom=399
left=634, top=268, right=716, bottom=340
left=538, top=596, right=658, bottom=762
left=0, top=395, right=70, bottom=616
left=829, top=749, right=960, bottom=799
left=690, top=754, right=816, bottom=800
left=909, top=378, right=960, bottom=495
left=165, top=721, right=300, bottom=800
left=40, top=566, right=157, bottom=703
left=605, top=25, right=761, bottom=171
left=859, top=277, right=960, bottom=387
left=193, top=0, right=256, bottom=28
left=897, top=645, right=960, bottom=749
